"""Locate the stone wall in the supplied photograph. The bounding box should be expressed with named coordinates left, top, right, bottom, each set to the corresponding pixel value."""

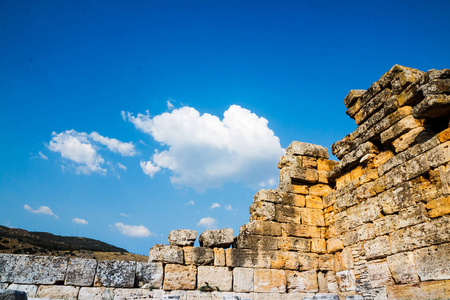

left=1, top=65, right=449, bottom=300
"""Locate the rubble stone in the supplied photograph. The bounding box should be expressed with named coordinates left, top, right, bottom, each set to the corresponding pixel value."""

left=148, top=244, right=184, bottom=264
left=386, top=252, right=419, bottom=284
left=286, top=142, right=329, bottom=158
left=168, top=229, right=197, bottom=247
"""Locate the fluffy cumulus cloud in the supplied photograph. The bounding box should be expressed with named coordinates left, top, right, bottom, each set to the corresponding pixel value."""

left=72, top=217, right=88, bottom=224
left=48, top=130, right=136, bottom=174
left=24, top=204, right=58, bottom=219
left=210, top=203, right=221, bottom=209
left=124, top=105, right=284, bottom=191
left=197, top=217, right=217, bottom=230
left=114, top=223, right=153, bottom=237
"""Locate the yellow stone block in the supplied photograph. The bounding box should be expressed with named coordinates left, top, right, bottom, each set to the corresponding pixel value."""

left=292, top=184, right=308, bottom=195
left=301, top=208, right=325, bottom=226
left=350, top=166, right=365, bottom=181
left=310, top=238, right=326, bottom=254
left=438, top=128, right=450, bottom=143
left=386, top=279, right=450, bottom=299
left=308, top=184, right=332, bottom=197
left=426, top=196, right=450, bottom=218
left=306, top=195, right=323, bottom=209
left=254, top=269, right=286, bottom=293
left=336, top=172, right=352, bottom=190
left=317, top=159, right=337, bottom=171
left=374, top=151, right=394, bottom=168
left=214, top=248, right=226, bottom=267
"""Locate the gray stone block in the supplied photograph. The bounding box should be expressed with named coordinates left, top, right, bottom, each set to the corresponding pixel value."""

left=0, top=289, right=27, bottom=300
left=94, top=260, right=136, bottom=288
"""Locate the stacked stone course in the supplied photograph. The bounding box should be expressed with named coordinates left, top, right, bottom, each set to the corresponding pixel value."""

left=1, top=65, right=449, bottom=300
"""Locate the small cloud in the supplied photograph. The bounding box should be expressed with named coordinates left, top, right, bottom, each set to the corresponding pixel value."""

left=140, top=161, right=161, bottom=177
left=225, top=205, right=233, bottom=211
left=24, top=204, right=58, bottom=219
left=120, top=213, right=131, bottom=218
left=114, top=223, right=153, bottom=237
left=186, top=201, right=195, bottom=206
left=117, top=163, right=127, bottom=171
left=72, top=217, right=88, bottom=225
left=197, top=217, right=217, bottom=230
left=38, top=151, right=48, bottom=160
left=210, top=203, right=221, bottom=209
left=167, top=100, right=174, bottom=110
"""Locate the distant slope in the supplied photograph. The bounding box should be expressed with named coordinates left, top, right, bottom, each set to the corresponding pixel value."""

left=0, top=225, right=127, bottom=253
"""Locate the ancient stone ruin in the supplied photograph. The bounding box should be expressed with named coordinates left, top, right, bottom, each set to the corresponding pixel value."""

left=1, top=65, right=449, bottom=299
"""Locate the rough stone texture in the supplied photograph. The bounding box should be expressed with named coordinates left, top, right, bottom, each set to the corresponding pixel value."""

left=163, top=264, right=197, bottom=291
left=148, top=244, right=184, bottom=264
left=199, top=229, right=234, bottom=248
left=213, top=248, right=226, bottom=267
left=36, top=285, right=79, bottom=299
left=286, top=270, right=318, bottom=292
left=197, top=266, right=233, bottom=292
left=386, top=279, right=450, bottom=299
left=184, top=247, right=214, bottom=265
left=135, top=262, right=163, bottom=289
left=249, top=201, right=276, bottom=221
left=94, top=260, right=136, bottom=288
left=286, top=141, right=329, bottom=158
left=114, top=288, right=155, bottom=300
left=65, top=258, right=97, bottom=286
left=6, top=284, right=37, bottom=298
left=240, top=220, right=282, bottom=236
left=168, top=229, right=197, bottom=246
left=78, top=287, right=114, bottom=300
left=414, top=243, right=450, bottom=281
left=366, top=260, right=395, bottom=288
left=0, top=254, right=68, bottom=285
left=386, top=252, right=419, bottom=284
left=233, top=268, right=254, bottom=293
left=254, top=269, right=286, bottom=293
left=0, top=289, right=27, bottom=300
left=335, top=270, right=355, bottom=292
left=225, top=249, right=271, bottom=269
left=364, top=236, right=390, bottom=259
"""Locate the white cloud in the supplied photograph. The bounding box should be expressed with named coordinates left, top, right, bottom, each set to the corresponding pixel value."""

left=48, top=130, right=136, bottom=174
left=167, top=100, right=174, bottom=110
left=38, top=151, right=48, bottom=160
left=186, top=201, right=195, bottom=206
left=117, top=163, right=127, bottom=171
left=114, top=223, right=153, bottom=237
left=210, top=203, right=221, bottom=209
left=72, top=217, right=88, bottom=224
left=197, top=217, right=217, bottom=230
left=225, top=205, right=233, bottom=211
left=124, top=105, right=284, bottom=191
left=120, top=213, right=131, bottom=218
left=24, top=204, right=58, bottom=219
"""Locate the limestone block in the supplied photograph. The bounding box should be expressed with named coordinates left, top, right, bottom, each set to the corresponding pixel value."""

left=326, top=237, right=343, bottom=253
left=253, top=292, right=282, bottom=300
left=212, top=292, right=252, bottom=300
left=286, top=270, right=318, bottom=292
left=213, top=248, right=225, bottom=267
left=308, top=185, right=332, bottom=198
left=344, top=89, right=365, bottom=108
left=254, top=269, right=286, bottom=293
left=249, top=201, right=276, bottom=221
left=114, top=288, right=155, bottom=300
left=437, top=128, right=450, bottom=143
left=366, top=260, right=394, bottom=288
left=78, top=287, right=114, bottom=300
left=239, top=220, right=282, bottom=236
left=414, top=243, right=450, bottom=281
left=7, top=284, right=37, bottom=298
left=354, top=89, right=392, bottom=125
left=197, top=266, right=232, bottom=292
left=335, top=270, right=355, bottom=292
left=428, top=140, right=450, bottom=168
left=426, top=196, right=450, bottom=218
left=184, top=247, right=214, bottom=265
left=396, top=203, right=429, bottom=229
left=385, top=154, right=430, bottom=190
left=373, top=215, right=399, bottom=236
left=282, top=223, right=320, bottom=238
left=278, top=237, right=309, bottom=252
left=0, top=254, right=68, bottom=284
left=254, top=189, right=283, bottom=203
left=37, top=285, right=79, bottom=299
left=380, top=115, right=423, bottom=144
left=305, top=195, right=324, bottom=209
left=163, top=264, right=197, bottom=291
left=94, top=260, right=136, bottom=288
left=325, top=271, right=339, bottom=294
left=275, top=205, right=301, bottom=223
left=148, top=244, right=184, bottom=264
left=301, top=208, right=325, bottom=226
left=386, top=252, right=419, bottom=284
left=168, top=229, right=197, bottom=247
left=65, top=258, right=97, bottom=286
left=269, top=251, right=299, bottom=270
left=232, top=267, right=254, bottom=293
left=318, top=254, right=335, bottom=272
left=386, top=279, right=450, bottom=299
left=311, top=238, right=326, bottom=254
left=412, top=94, right=450, bottom=118
left=136, top=262, right=163, bottom=289
left=292, top=184, right=309, bottom=195
left=334, top=248, right=353, bottom=273
left=317, top=271, right=327, bottom=293
left=235, top=235, right=278, bottom=250
left=0, top=290, right=27, bottom=300
left=282, top=193, right=306, bottom=207
left=364, top=235, right=391, bottom=260
left=392, top=127, right=427, bottom=153
left=379, top=182, right=414, bottom=214
left=286, top=142, right=329, bottom=158
left=354, top=223, right=375, bottom=243
left=225, top=249, right=271, bottom=268
left=346, top=202, right=380, bottom=229
left=288, top=167, right=319, bottom=184
left=298, top=253, right=319, bottom=271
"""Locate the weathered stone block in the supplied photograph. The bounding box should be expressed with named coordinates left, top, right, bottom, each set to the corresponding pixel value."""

left=199, top=228, right=234, bottom=248
left=373, top=214, right=399, bottom=236
left=254, top=189, right=283, bottom=203
left=0, top=254, right=68, bottom=285
left=278, top=237, right=309, bottom=252
left=326, top=237, right=343, bottom=253
left=286, top=142, right=329, bottom=158
left=386, top=252, right=419, bottom=284
left=65, top=258, right=97, bottom=286
left=311, top=238, right=326, bottom=254
left=282, top=193, right=306, bottom=207
left=148, top=244, right=184, bottom=264
left=396, top=203, right=429, bottom=229
left=168, top=229, right=197, bottom=246
left=334, top=247, right=353, bottom=272
left=275, top=205, right=301, bottom=223
left=184, top=247, right=214, bottom=265
left=235, top=235, right=278, bottom=250
left=213, top=248, right=225, bottom=267
left=386, top=279, right=450, bottom=299
left=225, top=249, right=271, bottom=269
left=346, top=201, right=380, bottom=229
left=366, top=260, right=394, bottom=288
left=282, top=223, right=320, bottom=238
left=379, top=182, right=414, bottom=215
left=249, top=201, right=276, bottom=221
left=233, top=267, right=254, bottom=293
left=286, top=270, right=318, bottom=292
left=414, top=243, right=450, bottom=281
left=114, top=288, right=155, bottom=300
left=298, top=253, right=319, bottom=271
left=380, top=115, right=423, bottom=144
left=344, top=89, right=365, bottom=108
left=392, top=127, right=427, bottom=153
left=136, top=262, right=163, bottom=289
left=270, top=251, right=299, bottom=270
left=364, top=235, right=391, bottom=259
left=335, top=270, right=355, bottom=292
left=318, top=254, right=335, bottom=272
left=0, top=289, right=27, bottom=300
left=289, top=167, right=319, bottom=184
left=197, top=266, right=232, bottom=292
left=426, top=196, right=450, bottom=218
left=163, top=264, right=197, bottom=291
left=78, top=287, right=114, bottom=300
left=240, top=220, right=282, bottom=236
left=308, top=185, right=332, bottom=198
left=301, top=208, right=325, bottom=226
left=427, top=140, right=450, bottom=168
left=94, top=260, right=136, bottom=288
left=412, top=94, right=450, bottom=118
left=6, top=284, right=37, bottom=298
left=254, top=269, right=286, bottom=293
left=305, top=195, right=324, bottom=209
left=36, top=285, right=79, bottom=299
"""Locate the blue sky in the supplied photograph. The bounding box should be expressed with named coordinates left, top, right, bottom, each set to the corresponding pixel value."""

left=1, top=0, right=449, bottom=255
